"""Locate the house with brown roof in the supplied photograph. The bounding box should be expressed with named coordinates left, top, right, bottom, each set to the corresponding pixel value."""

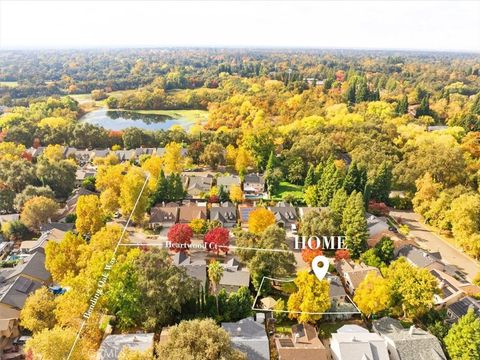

left=335, top=259, right=381, bottom=294
left=275, top=323, right=329, bottom=360
left=149, top=202, right=179, bottom=229
left=178, top=202, right=207, bottom=224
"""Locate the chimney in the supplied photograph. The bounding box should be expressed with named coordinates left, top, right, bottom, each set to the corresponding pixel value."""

left=409, top=325, right=416, bottom=335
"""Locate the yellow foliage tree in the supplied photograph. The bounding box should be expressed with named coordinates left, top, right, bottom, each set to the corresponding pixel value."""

left=42, top=144, right=65, bottom=162
left=225, top=144, right=238, bottom=166
left=100, top=188, right=120, bottom=216
left=163, top=142, right=185, bottom=174
left=353, top=271, right=391, bottom=318
left=20, top=287, right=56, bottom=333
left=75, top=195, right=103, bottom=237
left=141, top=155, right=163, bottom=189
left=248, top=208, right=275, bottom=234
left=229, top=185, right=244, bottom=204
left=21, top=196, right=59, bottom=232
left=235, top=146, right=252, bottom=175
left=119, top=167, right=150, bottom=223
left=287, top=270, right=331, bottom=323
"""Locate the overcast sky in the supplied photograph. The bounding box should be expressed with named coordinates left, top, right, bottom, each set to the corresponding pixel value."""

left=1, top=0, right=479, bottom=52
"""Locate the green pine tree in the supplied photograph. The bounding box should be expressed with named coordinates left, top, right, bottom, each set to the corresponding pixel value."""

left=304, top=164, right=316, bottom=187
left=150, top=169, right=169, bottom=206
left=370, top=161, right=392, bottom=204
left=329, top=188, right=349, bottom=229
left=341, top=191, right=369, bottom=258
left=318, top=157, right=343, bottom=206
left=397, top=95, right=408, bottom=114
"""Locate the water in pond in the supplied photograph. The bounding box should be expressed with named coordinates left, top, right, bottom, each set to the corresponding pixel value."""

left=80, top=109, right=196, bottom=131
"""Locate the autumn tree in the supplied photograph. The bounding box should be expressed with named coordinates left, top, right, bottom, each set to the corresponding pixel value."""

left=384, top=257, right=438, bottom=318
left=247, top=207, right=275, bottom=234
left=200, top=142, right=225, bottom=170
left=20, top=287, right=57, bottom=333
left=229, top=184, right=243, bottom=204
left=14, top=185, right=55, bottom=211
left=119, top=167, right=150, bottom=223
left=167, top=223, right=193, bottom=253
left=75, top=195, right=103, bottom=237
left=300, top=208, right=338, bottom=237
left=36, top=159, right=76, bottom=198
left=45, top=232, right=87, bottom=283
left=287, top=270, right=331, bottom=323
left=204, top=227, right=230, bottom=254
left=353, top=271, right=391, bottom=318
left=21, top=196, right=59, bottom=232
left=163, top=142, right=185, bottom=174
left=156, top=319, right=246, bottom=360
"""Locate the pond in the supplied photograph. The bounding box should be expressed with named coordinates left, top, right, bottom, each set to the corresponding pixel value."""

left=79, top=108, right=202, bottom=131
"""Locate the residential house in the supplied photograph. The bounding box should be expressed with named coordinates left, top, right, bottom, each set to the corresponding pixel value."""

left=335, top=259, right=381, bottom=294
left=156, top=147, right=188, bottom=157
left=172, top=252, right=206, bottom=288
left=0, top=243, right=13, bottom=260
left=210, top=202, right=237, bottom=228
left=92, top=149, right=111, bottom=159
left=0, top=252, right=51, bottom=345
left=259, top=297, right=277, bottom=311
left=372, top=317, right=446, bottom=360
left=275, top=323, right=329, bottom=360
left=219, top=258, right=250, bottom=293
left=58, top=188, right=97, bottom=221
left=75, top=149, right=95, bottom=165
left=217, top=174, right=241, bottom=192
left=97, top=333, right=155, bottom=360
left=430, top=268, right=466, bottom=307
left=0, top=214, right=19, bottom=229
left=243, top=174, right=266, bottom=199
left=326, top=274, right=347, bottom=303
left=26, top=146, right=45, bottom=159
left=238, top=205, right=259, bottom=227
left=186, top=175, right=214, bottom=198
left=134, top=147, right=156, bottom=158
left=330, top=324, right=389, bottom=360
left=114, top=149, right=136, bottom=162
left=63, top=146, right=77, bottom=159
left=149, top=202, right=179, bottom=229
left=0, top=317, right=20, bottom=355
left=268, top=202, right=297, bottom=229
left=75, top=166, right=97, bottom=186
left=178, top=202, right=207, bottom=224
left=396, top=244, right=444, bottom=270
left=446, top=296, right=480, bottom=323
left=365, top=213, right=389, bottom=239
left=222, top=317, right=270, bottom=360
left=20, top=224, right=71, bottom=254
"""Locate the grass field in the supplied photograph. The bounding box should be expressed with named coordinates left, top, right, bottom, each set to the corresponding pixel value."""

left=116, top=109, right=209, bottom=122
left=0, top=81, right=19, bottom=88
left=271, top=181, right=304, bottom=201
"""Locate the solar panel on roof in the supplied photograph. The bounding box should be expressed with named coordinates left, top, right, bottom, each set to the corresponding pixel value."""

left=278, top=339, right=294, bottom=347
left=16, top=277, right=33, bottom=293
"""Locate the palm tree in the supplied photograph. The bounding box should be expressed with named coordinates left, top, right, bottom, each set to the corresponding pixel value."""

left=208, top=260, right=224, bottom=314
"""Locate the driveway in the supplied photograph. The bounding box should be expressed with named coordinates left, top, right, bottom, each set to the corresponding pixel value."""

left=390, top=210, right=480, bottom=281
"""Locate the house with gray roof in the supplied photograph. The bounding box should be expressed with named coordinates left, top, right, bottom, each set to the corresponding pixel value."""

left=172, top=252, right=206, bottom=288
left=114, top=149, right=136, bottom=162
left=330, top=324, right=389, bottom=360
left=365, top=213, right=389, bottom=239
left=243, top=174, right=266, bottom=199
left=97, top=333, right=154, bottom=360
left=0, top=252, right=51, bottom=318
left=210, top=202, right=237, bottom=228
left=222, top=317, right=270, bottom=360
left=268, top=202, right=297, bottom=228
left=219, top=258, right=250, bottom=293
left=396, top=244, right=444, bottom=270
left=186, top=175, right=214, bottom=198
left=372, top=317, right=446, bottom=360
left=217, top=174, right=241, bottom=192
left=149, top=202, right=179, bottom=228
left=447, top=296, right=480, bottom=323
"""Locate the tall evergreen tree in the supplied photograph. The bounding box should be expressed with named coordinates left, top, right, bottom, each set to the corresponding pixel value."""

left=416, top=95, right=430, bottom=117
left=304, top=164, right=316, bottom=187
left=150, top=169, right=169, bottom=206
left=343, top=162, right=366, bottom=195
left=341, top=191, right=369, bottom=258
left=397, top=95, right=409, bottom=114
left=370, top=161, right=393, bottom=203
left=171, top=174, right=185, bottom=201
left=318, top=157, right=343, bottom=206
left=329, top=188, right=349, bottom=228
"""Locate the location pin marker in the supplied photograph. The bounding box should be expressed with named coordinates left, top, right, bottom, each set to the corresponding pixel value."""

left=311, top=255, right=329, bottom=281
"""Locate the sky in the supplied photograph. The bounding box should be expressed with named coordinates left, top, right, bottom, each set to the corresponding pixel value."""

left=0, top=0, right=479, bottom=52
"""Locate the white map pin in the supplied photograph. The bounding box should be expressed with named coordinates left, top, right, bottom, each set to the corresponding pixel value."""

left=311, top=255, right=329, bottom=281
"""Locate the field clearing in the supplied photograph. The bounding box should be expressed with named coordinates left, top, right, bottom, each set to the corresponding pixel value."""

left=0, top=81, right=19, bottom=88
left=115, top=109, right=209, bottom=122
left=271, top=181, right=304, bottom=201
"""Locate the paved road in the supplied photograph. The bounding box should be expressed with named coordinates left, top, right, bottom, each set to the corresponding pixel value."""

left=390, top=210, right=480, bottom=281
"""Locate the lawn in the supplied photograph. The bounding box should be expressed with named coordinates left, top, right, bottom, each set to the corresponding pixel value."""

left=271, top=181, right=304, bottom=201
left=119, top=109, right=209, bottom=123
